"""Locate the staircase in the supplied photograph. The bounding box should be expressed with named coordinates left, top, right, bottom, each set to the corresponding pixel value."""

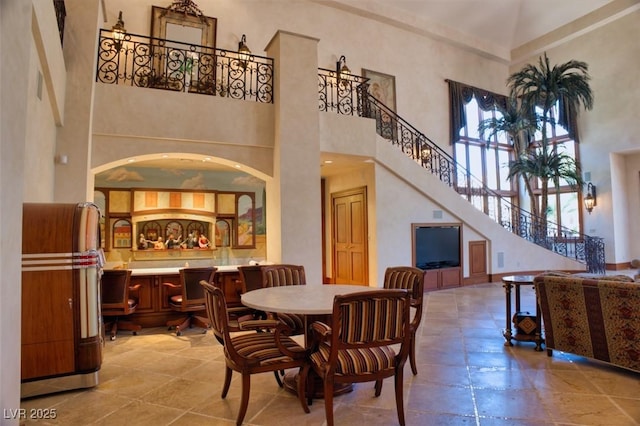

left=318, top=68, right=605, bottom=273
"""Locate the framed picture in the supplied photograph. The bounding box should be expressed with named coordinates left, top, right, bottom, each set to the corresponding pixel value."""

left=362, top=69, right=396, bottom=112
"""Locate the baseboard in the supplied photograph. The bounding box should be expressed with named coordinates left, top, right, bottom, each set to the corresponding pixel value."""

left=606, top=262, right=631, bottom=271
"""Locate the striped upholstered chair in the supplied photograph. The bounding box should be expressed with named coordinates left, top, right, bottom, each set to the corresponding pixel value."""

left=382, top=266, right=425, bottom=375
left=260, top=264, right=307, bottom=335
left=200, top=281, right=309, bottom=426
left=299, top=289, right=411, bottom=426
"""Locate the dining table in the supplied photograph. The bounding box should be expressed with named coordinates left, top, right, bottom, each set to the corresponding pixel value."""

left=241, top=284, right=374, bottom=397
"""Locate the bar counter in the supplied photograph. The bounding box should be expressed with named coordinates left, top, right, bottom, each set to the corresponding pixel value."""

left=117, top=265, right=243, bottom=328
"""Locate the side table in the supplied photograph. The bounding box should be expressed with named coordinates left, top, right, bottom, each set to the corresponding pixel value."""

left=502, top=275, right=544, bottom=351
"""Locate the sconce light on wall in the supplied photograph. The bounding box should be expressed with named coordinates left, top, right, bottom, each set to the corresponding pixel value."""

left=584, top=182, right=596, bottom=214
left=238, top=34, right=251, bottom=67
left=111, top=11, right=126, bottom=51
left=336, top=55, right=351, bottom=85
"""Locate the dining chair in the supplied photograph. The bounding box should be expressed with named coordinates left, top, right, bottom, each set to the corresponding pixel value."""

left=164, top=267, right=216, bottom=336
left=299, top=289, right=412, bottom=426
left=260, top=264, right=307, bottom=335
left=382, top=266, right=425, bottom=375
left=101, top=269, right=142, bottom=340
left=200, top=280, right=309, bottom=426
left=236, top=265, right=267, bottom=320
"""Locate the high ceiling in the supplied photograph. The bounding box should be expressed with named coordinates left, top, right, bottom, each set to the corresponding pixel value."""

left=323, top=0, right=637, bottom=60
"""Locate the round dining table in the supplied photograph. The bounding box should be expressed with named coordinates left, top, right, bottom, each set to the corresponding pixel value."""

left=241, top=284, right=370, bottom=315
left=241, top=284, right=373, bottom=398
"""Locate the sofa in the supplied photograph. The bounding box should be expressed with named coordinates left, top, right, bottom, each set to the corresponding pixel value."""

left=534, top=274, right=640, bottom=373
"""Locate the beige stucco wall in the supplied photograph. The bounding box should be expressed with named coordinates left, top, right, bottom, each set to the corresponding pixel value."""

left=513, top=9, right=640, bottom=265
left=1, top=0, right=37, bottom=416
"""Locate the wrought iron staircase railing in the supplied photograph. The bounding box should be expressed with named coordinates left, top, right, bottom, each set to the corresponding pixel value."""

left=318, top=69, right=605, bottom=273
left=96, top=29, right=273, bottom=103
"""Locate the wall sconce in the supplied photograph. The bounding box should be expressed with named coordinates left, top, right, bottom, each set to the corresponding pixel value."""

left=336, top=55, right=351, bottom=85
left=111, top=11, right=126, bottom=51
left=584, top=182, right=596, bottom=214
left=238, top=34, right=251, bottom=67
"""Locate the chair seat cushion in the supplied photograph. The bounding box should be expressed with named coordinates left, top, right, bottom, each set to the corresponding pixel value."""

left=310, top=342, right=397, bottom=375
left=169, top=295, right=205, bottom=311
left=230, top=332, right=303, bottom=366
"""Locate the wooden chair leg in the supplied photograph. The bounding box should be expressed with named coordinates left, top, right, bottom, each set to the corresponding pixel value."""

left=117, top=319, right=142, bottom=336
left=191, top=314, right=210, bottom=332
left=374, top=379, right=383, bottom=397
left=221, top=367, right=232, bottom=398
left=166, top=316, right=190, bottom=335
left=324, top=376, right=335, bottom=426
left=394, top=368, right=406, bottom=426
left=273, top=371, right=283, bottom=387
left=297, top=364, right=310, bottom=414
left=409, top=333, right=418, bottom=375
left=236, top=373, right=251, bottom=426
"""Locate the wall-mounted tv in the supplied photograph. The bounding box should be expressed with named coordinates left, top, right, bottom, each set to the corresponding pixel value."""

left=413, top=224, right=461, bottom=270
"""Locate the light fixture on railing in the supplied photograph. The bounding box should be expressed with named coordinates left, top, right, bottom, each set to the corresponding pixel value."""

left=420, top=145, right=432, bottom=161
left=238, top=34, right=251, bottom=68
left=111, top=11, right=126, bottom=51
left=584, top=182, right=596, bottom=214
left=336, top=55, right=351, bottom=85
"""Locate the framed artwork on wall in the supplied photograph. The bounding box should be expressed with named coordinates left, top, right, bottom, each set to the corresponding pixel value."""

left=362, top=69, right=396, bottom=111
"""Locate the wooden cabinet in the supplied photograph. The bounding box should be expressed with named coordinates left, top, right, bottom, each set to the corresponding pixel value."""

left=127, top=268, right=240, bottom=327
left=215, top=271, right=243, bottom=307
left=423, top=267, right=461, bottom=290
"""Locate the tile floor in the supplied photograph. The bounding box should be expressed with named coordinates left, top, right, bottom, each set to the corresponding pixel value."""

left=20, top=281, right=640, bottom=425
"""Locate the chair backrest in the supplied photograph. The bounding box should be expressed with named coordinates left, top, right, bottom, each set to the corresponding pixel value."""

left=328, top=289, right=411, bottom=363
left=101, top=269, right=134, bottom=314
left=383, top=266, right=424, bottom=326
left=200, top=280, right=228, bottom=342
left=237, top=265, right=264, bottom=293
left=179, top=267, right=216, bottom=309
left=261, top=264, right=306, bottom=287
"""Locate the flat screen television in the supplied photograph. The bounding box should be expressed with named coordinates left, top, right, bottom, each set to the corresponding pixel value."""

left=413, top=225, right=460, bottom=270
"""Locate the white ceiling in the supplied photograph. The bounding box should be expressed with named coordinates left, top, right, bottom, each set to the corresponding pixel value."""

left=322, top=0, right=637, bottom=60
left=379, top=0, right=612, bottom=49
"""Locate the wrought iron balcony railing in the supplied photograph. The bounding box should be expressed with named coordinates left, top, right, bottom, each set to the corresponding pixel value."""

left=96, top=29, right=273, bottom=103
left=318, top=71, right=605, bottom=273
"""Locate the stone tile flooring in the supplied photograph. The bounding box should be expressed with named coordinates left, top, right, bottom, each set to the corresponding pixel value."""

left=20, top=282, right=640, bottom=425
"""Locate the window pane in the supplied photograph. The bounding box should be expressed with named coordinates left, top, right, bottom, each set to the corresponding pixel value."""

left=468, top=144, right=483, bottom=180
left=471, top=195, right=483, bottom=210
left=546, top=195, right=558, bottom=235
left=559, top=192, right=579, bottom=233
left=498, top=149, right=511, bottom=191
left=486, top=148, right=497, bottom=189
left=465, top=98, right=480, bottom=139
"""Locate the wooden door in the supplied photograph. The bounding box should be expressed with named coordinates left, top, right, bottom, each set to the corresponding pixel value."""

left=468, top=240, right=488, bottom=284
left=332, top=187, right=368, bottom=285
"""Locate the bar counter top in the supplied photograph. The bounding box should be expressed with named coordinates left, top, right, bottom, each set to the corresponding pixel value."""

left=128, top=265, right=240, bottom=275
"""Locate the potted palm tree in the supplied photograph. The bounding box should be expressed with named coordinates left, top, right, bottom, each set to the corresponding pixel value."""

left=478, top=95, right=538, bottom=213
left=481, top=53, right=594, bottom=242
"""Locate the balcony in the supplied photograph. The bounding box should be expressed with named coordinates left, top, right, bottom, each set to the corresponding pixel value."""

left=96, top=29, right=273, bottom=103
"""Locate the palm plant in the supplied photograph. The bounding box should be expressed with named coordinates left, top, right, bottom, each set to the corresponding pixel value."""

left=478, top=96, right=539, bottom=212
left=482, top=53, right=593, bottom=240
